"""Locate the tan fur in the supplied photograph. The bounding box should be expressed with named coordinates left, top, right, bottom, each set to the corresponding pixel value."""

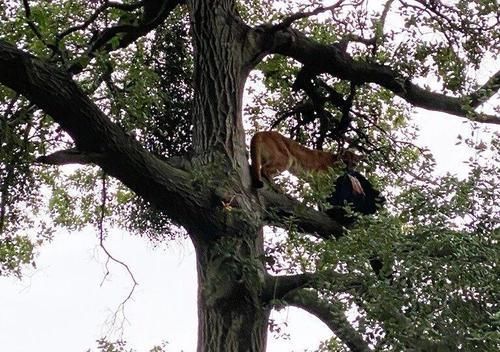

left=250, top=131, right=343, bottom=188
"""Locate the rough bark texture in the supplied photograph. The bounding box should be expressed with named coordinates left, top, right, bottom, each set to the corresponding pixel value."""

left=194, top=233, right=269, bottom=352
left=186, top=1, right=272, bottom=350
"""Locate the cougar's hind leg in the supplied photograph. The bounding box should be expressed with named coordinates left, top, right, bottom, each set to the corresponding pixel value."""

left=261, top=164, right=286, bottom=192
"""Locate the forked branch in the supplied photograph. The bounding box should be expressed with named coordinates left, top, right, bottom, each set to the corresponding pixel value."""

left=273, top=0, right=349, bottom=31
left=0, top=39, right=212, bottom=232
left=68, top=0, right=182, bottom=74
left=98, top=173, right=138, bottom=332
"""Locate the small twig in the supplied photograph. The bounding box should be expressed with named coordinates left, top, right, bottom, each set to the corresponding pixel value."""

left=56, top=1, right=144, bottom=44
left=372, top=0, right=396, bottom=55
left=273, top=0, right=348, bottom=31
left=56, top=2, right=111, bottom=43
left=22, top=0, right=60, bottom=56
left=97, top=172, right=138, bottom=333
left=22, top=0, right=44, bottom=43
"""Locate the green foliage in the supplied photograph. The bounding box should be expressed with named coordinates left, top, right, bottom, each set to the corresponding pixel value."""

left=87, top=339, right=168, bottom=352
left=243, top=7, right=499, bottom=348
left=314, top=338, right=346, bottom=352
left=0, top=235, right=36, bottom=277
left=0, top=4, right=193, bottom=246
left=271, top=145, right=499, bottom=351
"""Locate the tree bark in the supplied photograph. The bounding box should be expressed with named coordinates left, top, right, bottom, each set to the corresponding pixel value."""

left=194, top=233, right=269, bottom=352
left=186, top=1, right=273, bottom=350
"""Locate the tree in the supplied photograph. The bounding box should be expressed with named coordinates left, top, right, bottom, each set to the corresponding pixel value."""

left=1, top=0, right=499, bottom=351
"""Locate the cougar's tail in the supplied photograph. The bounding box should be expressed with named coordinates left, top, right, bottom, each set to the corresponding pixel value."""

left=250, top=134, right=264, bottom=188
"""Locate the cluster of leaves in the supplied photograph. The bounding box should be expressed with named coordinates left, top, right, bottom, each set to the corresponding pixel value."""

left=91, top=8, right=193, bottom=158
left=98, top=9, right=193, bottom=240
left=0, top=0, right=498, bottom=350
left=0, top=235, right=36, bottom=277
left=0, top=91, right=57, bottom=276
left=263, top=137, right=499, bottom=351
left=87, top=339, right=168, bottom=352
left=0, top=2, right=102, bottom=275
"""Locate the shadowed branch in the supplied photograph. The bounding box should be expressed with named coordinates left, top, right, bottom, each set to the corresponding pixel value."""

left=285, top=289, right=370, bottom=352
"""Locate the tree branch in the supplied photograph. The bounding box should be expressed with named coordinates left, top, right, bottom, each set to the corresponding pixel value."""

left=259, top=188, right=344, bottom=239
left=285, top=289, right=370, bottom=352
left=273, top=0, right=348, bottom=31
left=22, top=0, right=59, bottom=56
left=372, top=0, right=396, bottom=55
left=0, top=39, right=217, bottom=232
left=68, top=0, right=182, bottom=74
left=263, top=271, right=364, bottom=303
left=98, top=172, right=138, bottom=331
left=35, top=148, right=105, bottom=165
left=257, top=27, right=500, bottom=124
left=470, top=69, right=500, bottom=108
left=56, top=1, right=144, bottom=45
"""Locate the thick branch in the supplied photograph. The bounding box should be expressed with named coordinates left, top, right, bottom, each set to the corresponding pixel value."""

left=286, top=289, right=370, bottom=352
left=0, top=39, right=218, bottom=233
left=263, top=271, right=364, bottom=303
left=35, top=148, right=104, bottom=165
left=260, top=188, right=344, bottom=239
left=257, top=27, right=499, bottom=124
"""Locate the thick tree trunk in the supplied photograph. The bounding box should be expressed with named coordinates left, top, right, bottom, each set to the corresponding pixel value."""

left=194, top=234, right=269, bottom=352
left=189, top=0, right=250, bottom=175
left=186, top=1, right=269, bottom=350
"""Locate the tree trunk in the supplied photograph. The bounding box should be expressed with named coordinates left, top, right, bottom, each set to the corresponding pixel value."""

left=187, top=1, right=268, bottom=350
left=194, top=233, right=269, bottom=352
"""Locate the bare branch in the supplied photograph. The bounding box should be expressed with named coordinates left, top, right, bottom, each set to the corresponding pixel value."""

left=35, top=148, right=105, bottom=165
left=286, top=289, right=370, bottom=352
left=98, top=172, right=138, bottom=331
left=273, top=0, right=348, bottom=31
